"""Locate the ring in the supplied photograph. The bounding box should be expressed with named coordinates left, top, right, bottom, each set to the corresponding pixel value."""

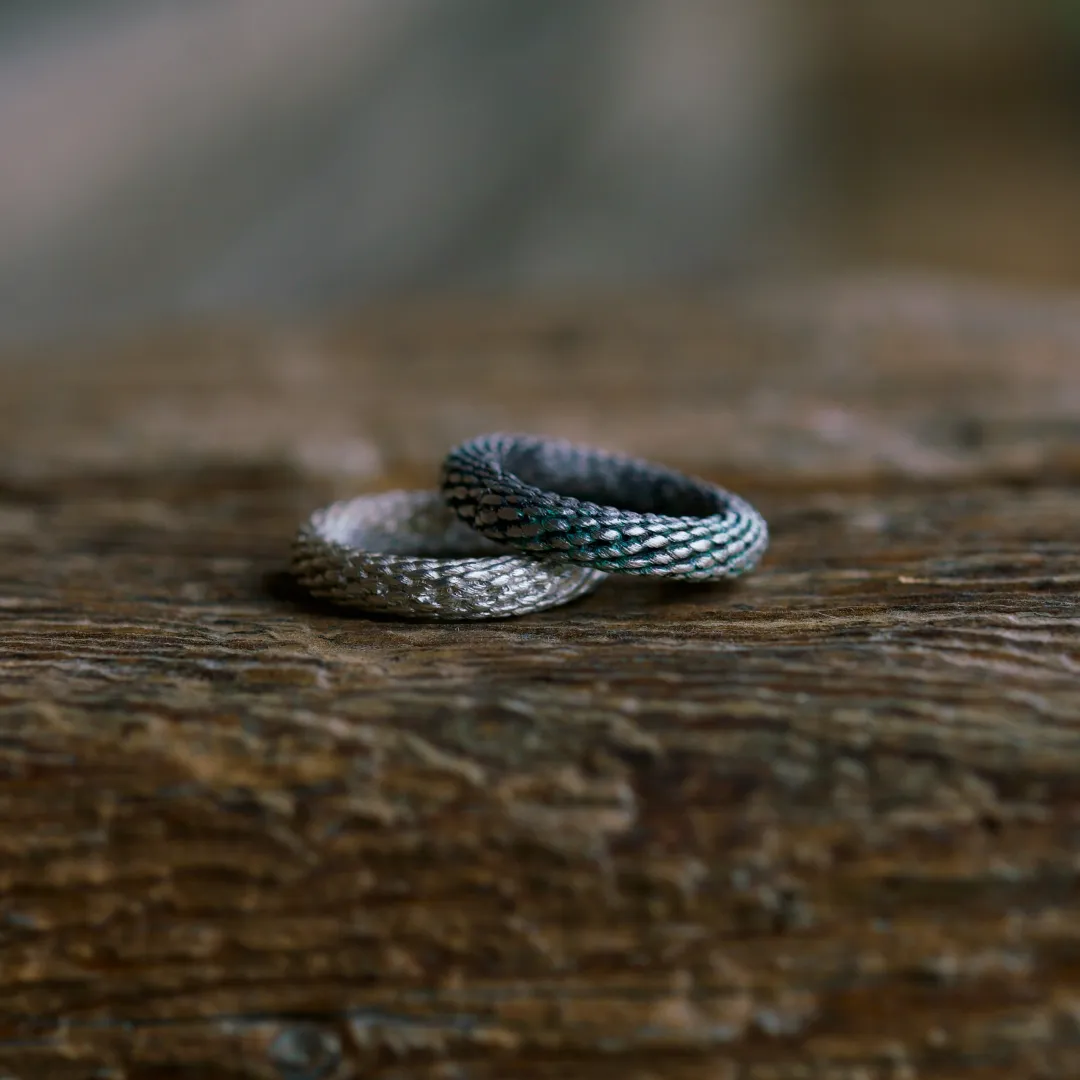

left=291, top=490, right=606, bottom=619
left=441, top=434, right=768, bottom=580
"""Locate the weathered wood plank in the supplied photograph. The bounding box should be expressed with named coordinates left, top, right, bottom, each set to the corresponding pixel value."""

left=1, top=283, right=1079, bottom=1079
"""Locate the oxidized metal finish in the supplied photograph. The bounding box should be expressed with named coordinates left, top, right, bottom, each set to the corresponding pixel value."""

left=442, top=433, right=768, bottom=580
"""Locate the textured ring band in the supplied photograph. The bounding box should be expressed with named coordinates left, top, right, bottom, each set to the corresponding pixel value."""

left=291, top=490, right=605, bottom=619
left=442, top=434, right=768, bottom=580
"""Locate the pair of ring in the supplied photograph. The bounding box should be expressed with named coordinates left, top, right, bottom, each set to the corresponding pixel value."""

left=292, top=433, right=768, bottom=620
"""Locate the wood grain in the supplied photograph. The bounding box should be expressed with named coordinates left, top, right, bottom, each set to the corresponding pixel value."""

left=1, top=282, right=1079, bottom=1079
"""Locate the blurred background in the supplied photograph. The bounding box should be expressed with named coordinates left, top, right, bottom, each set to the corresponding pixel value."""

left=3, top=0, right=1080, bottom=347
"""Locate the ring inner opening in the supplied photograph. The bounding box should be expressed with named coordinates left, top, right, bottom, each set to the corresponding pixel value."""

left=503, top=444, right=718, bottom=516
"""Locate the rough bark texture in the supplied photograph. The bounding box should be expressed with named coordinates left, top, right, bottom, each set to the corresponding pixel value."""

left=1, top=282, right=1079, bottom=1079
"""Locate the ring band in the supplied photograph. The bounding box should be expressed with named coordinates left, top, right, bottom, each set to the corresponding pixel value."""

left=441, top=434, right=768, bottom=580
left=291, top=490, right=606, bottom=619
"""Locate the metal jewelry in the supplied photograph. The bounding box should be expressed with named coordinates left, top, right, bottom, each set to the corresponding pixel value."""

left=442, top=433, right=768, bottom=580
left=292, top=489, right=606, bottom=619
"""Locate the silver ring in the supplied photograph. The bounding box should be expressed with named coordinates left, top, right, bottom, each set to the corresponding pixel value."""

left=291, top=490, right=606, bottom=619
left=442, top=433, right=768, bottom=580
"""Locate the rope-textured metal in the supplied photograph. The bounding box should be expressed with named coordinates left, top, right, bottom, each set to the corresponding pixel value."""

left=291, top=490, right=606, bottom=619
left=442, top=434, right=768, bottom=580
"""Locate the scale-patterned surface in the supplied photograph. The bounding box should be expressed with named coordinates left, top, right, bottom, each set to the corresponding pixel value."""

left=292, top=490, right=605, bottom=619
left=442, top=433, right=768, bottom=579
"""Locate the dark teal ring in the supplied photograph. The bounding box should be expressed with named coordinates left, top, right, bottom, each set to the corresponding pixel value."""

left=441, top=433, right=768, bottom=580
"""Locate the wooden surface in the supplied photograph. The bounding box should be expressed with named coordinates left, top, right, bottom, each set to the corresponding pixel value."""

left=1, top=282, right=1079, bottom=1079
